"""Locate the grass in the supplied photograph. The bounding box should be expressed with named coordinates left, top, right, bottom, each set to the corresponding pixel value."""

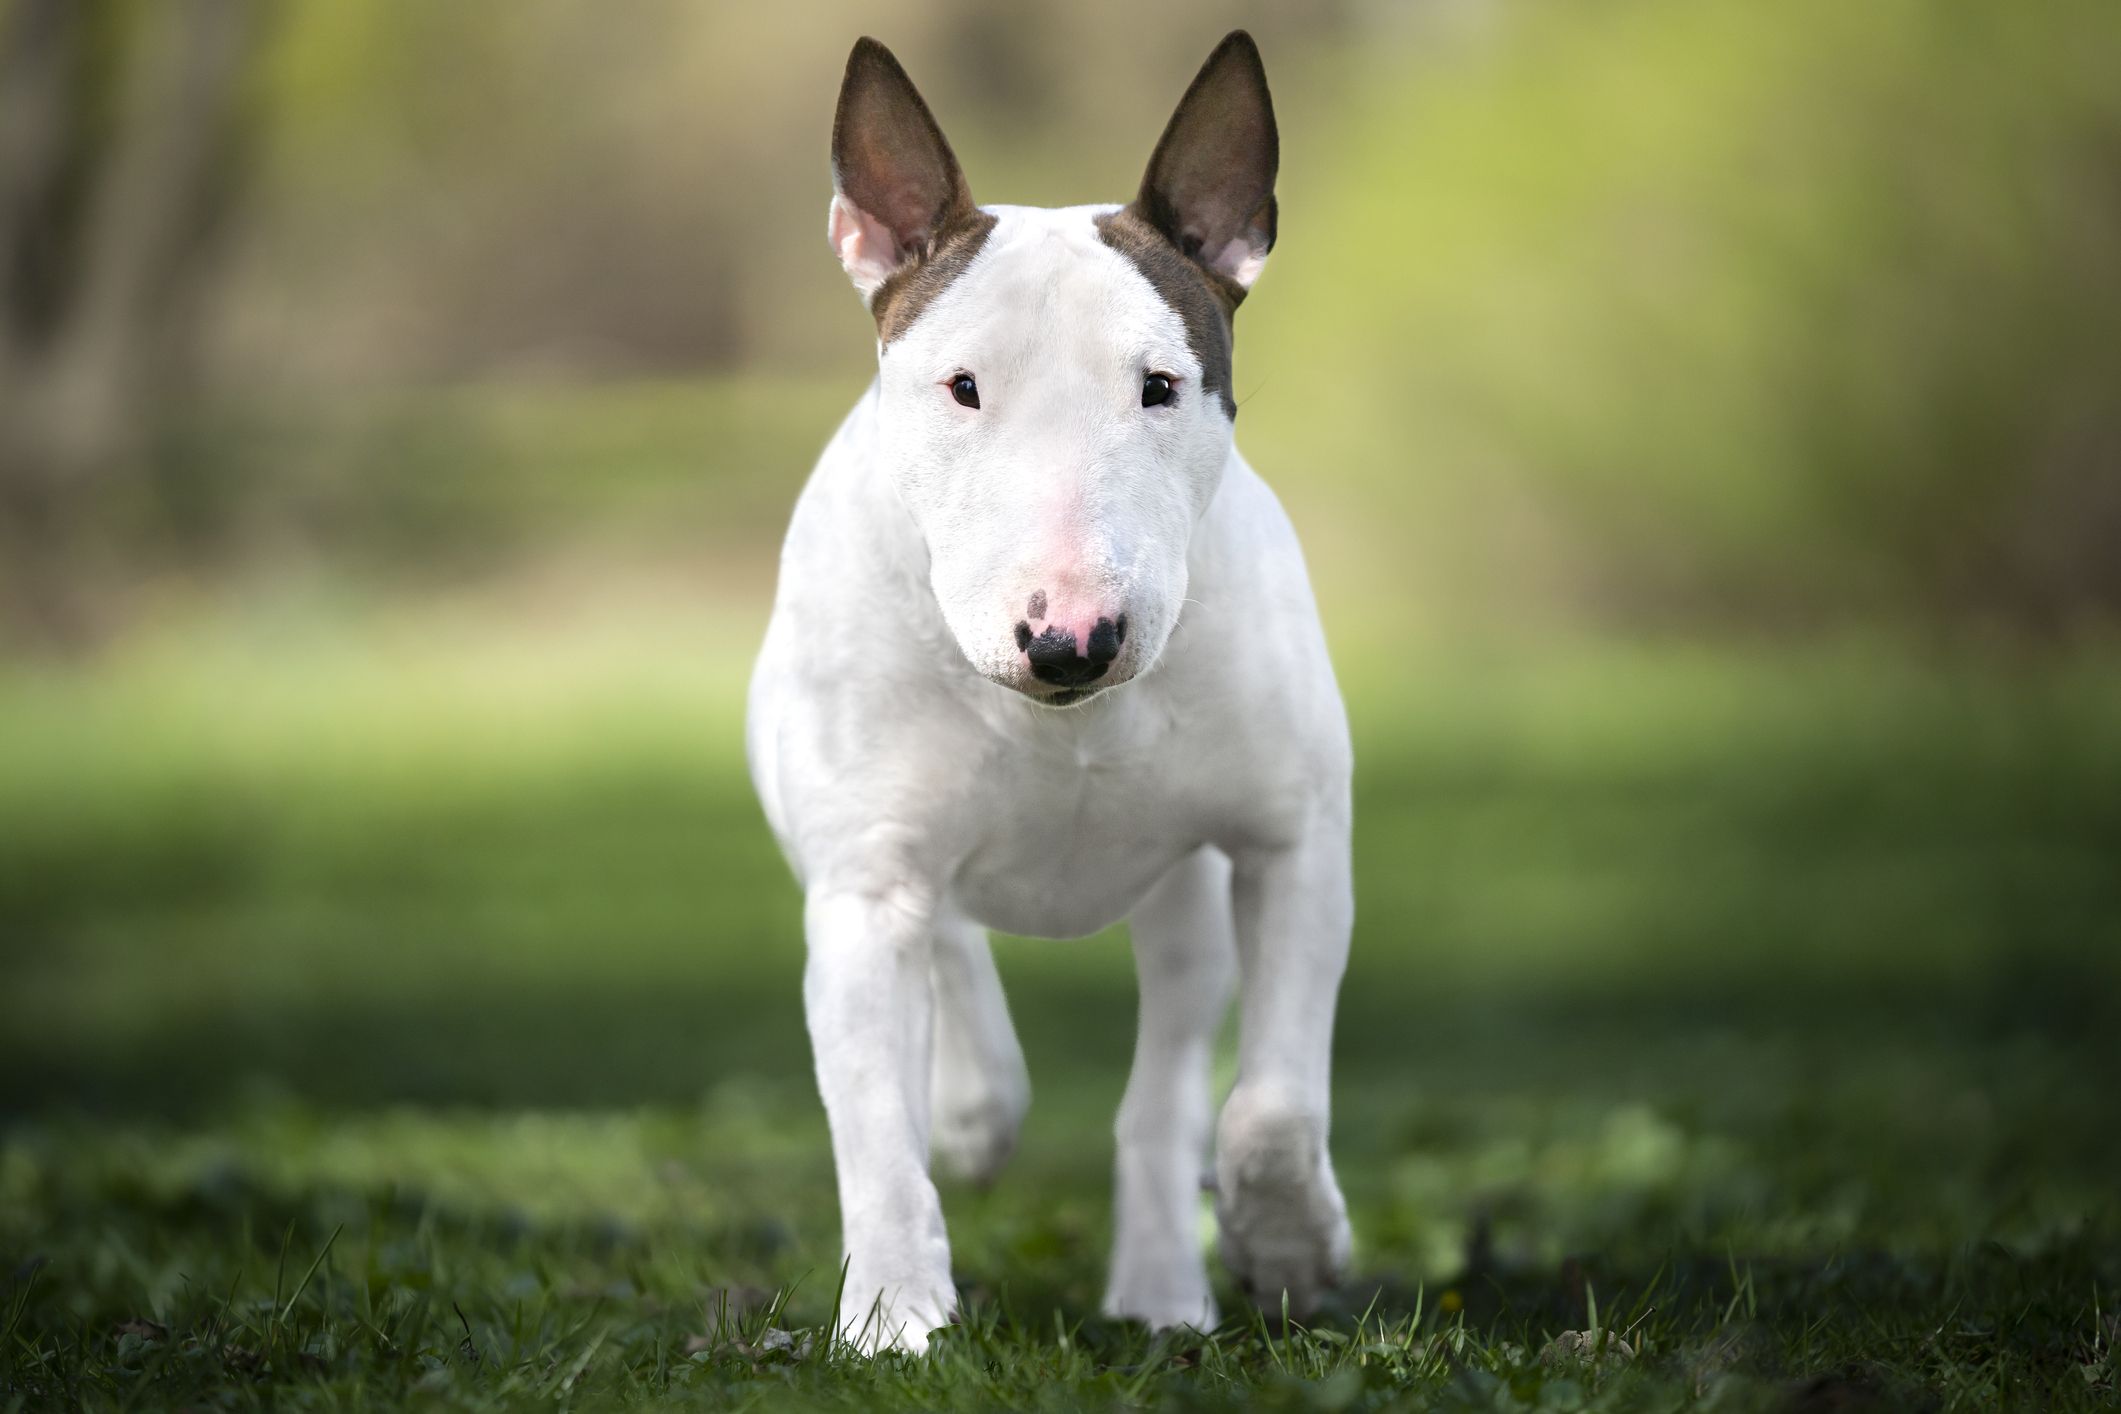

left=3, top=609, right=2119, bottom=1409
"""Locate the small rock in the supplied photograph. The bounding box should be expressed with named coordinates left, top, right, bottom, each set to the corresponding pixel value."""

left=684, top=1326, right=812, bottom=1361
left=1539, top=1329, right=1636, bottom=1365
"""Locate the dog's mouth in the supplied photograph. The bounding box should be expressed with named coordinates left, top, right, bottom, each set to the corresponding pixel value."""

left=1005, top=674, right=1119, bottom=709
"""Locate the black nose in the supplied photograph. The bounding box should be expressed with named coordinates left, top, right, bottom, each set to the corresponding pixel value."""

left=1020, top=618, right=1122, bottom=687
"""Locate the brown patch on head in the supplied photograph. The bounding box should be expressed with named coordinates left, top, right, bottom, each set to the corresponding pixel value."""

left=1095, top=207, right=1239, bottom=419
left=872, top=206, right=997, bottom=343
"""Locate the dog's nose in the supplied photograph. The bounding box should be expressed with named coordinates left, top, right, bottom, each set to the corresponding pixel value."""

left=1016, top=615, right=1125, bottom=687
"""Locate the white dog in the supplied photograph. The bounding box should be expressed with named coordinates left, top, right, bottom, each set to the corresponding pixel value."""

left=747, top=32, right=1353, bottom=1354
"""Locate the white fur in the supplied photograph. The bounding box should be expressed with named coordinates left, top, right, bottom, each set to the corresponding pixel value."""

left=749, top=203, right=1351, bottom=1354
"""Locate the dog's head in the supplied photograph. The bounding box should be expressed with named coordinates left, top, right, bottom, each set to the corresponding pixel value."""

left=828, top=33, right=1278, bottom=706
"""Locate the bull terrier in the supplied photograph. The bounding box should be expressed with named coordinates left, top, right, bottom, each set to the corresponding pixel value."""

left=747, top=31, right=1353, bottom=1353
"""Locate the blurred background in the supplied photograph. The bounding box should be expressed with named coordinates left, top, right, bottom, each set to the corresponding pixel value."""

left=3, top=0, right=2119, bottom=1332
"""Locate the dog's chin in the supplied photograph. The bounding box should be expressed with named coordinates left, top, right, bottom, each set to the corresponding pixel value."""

left=987, top=670, right=1134, bottom=709
left=1033, top=683, right=1106, bottom=709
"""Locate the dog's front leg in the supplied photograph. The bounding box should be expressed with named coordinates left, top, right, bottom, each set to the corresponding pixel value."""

left=1105, top=847, right=1236, bottom=1331
left=1216, top=821, right=1355, bottom=1316
left=804, top=881, right=956, bottom=1354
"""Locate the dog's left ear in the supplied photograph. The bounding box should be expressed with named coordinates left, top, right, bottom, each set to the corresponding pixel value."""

left=829, top=37, right=979, bottom=301
left=1130, top=31, right=1279, bottom=293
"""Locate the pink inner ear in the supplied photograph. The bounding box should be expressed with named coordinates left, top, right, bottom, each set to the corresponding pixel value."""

left=1207, top=235, right=1268, bottom=289
left=828, top=193, right=906, bottom=299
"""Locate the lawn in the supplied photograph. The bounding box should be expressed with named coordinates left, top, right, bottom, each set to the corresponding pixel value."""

left=3, top=613, right=2119, bottom=1409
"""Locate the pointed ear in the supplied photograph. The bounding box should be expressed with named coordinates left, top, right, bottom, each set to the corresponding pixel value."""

left=829, top=37, right=978, bottom=300
left=1130, top=31, right=1279, bottom=294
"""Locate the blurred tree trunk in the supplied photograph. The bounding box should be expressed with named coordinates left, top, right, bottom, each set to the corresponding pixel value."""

left=0, top=0, right=263, bottom=649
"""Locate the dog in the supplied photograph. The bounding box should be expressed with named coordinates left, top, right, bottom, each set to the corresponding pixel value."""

left=747, top=31, right=1353, bottom=1354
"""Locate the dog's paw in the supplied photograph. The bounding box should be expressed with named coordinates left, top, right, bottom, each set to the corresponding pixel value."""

left=1102, top=1277, right=1219, bottom=1334
left=835, top=1270, right=957, bottom=1356
left=929, top=1066, right=1029, bottom=1186
left=1213, top=1086, right=1351, bottom=1317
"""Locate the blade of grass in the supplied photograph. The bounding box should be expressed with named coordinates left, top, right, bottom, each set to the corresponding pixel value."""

left=279, top=1225, right=343, bottom=1327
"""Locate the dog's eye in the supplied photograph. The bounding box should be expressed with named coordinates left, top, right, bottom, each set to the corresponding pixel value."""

left=1141, top=372, right=1175, bottom=408
left=949, top=373, right=980, bottom=409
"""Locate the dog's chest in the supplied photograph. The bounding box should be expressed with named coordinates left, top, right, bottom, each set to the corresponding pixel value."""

left=944, top=705, right=1204, bottom=939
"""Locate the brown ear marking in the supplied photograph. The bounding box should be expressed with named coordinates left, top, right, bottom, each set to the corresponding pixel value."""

left=833, top=37, right=996, bottom=340
left=1095, top=207, right=1238, bottom=420
left=872, top=206, right=998, bottom=344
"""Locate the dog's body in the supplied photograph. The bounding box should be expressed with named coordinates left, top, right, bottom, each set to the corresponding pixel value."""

left=748, top=35, right=1353, bottom=1353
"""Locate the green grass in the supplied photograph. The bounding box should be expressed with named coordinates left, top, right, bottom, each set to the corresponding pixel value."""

left=4, top=618, right=2120, bottom=1408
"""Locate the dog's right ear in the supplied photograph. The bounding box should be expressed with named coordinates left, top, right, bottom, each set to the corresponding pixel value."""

left=829, top=38, right=978, bottom=302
